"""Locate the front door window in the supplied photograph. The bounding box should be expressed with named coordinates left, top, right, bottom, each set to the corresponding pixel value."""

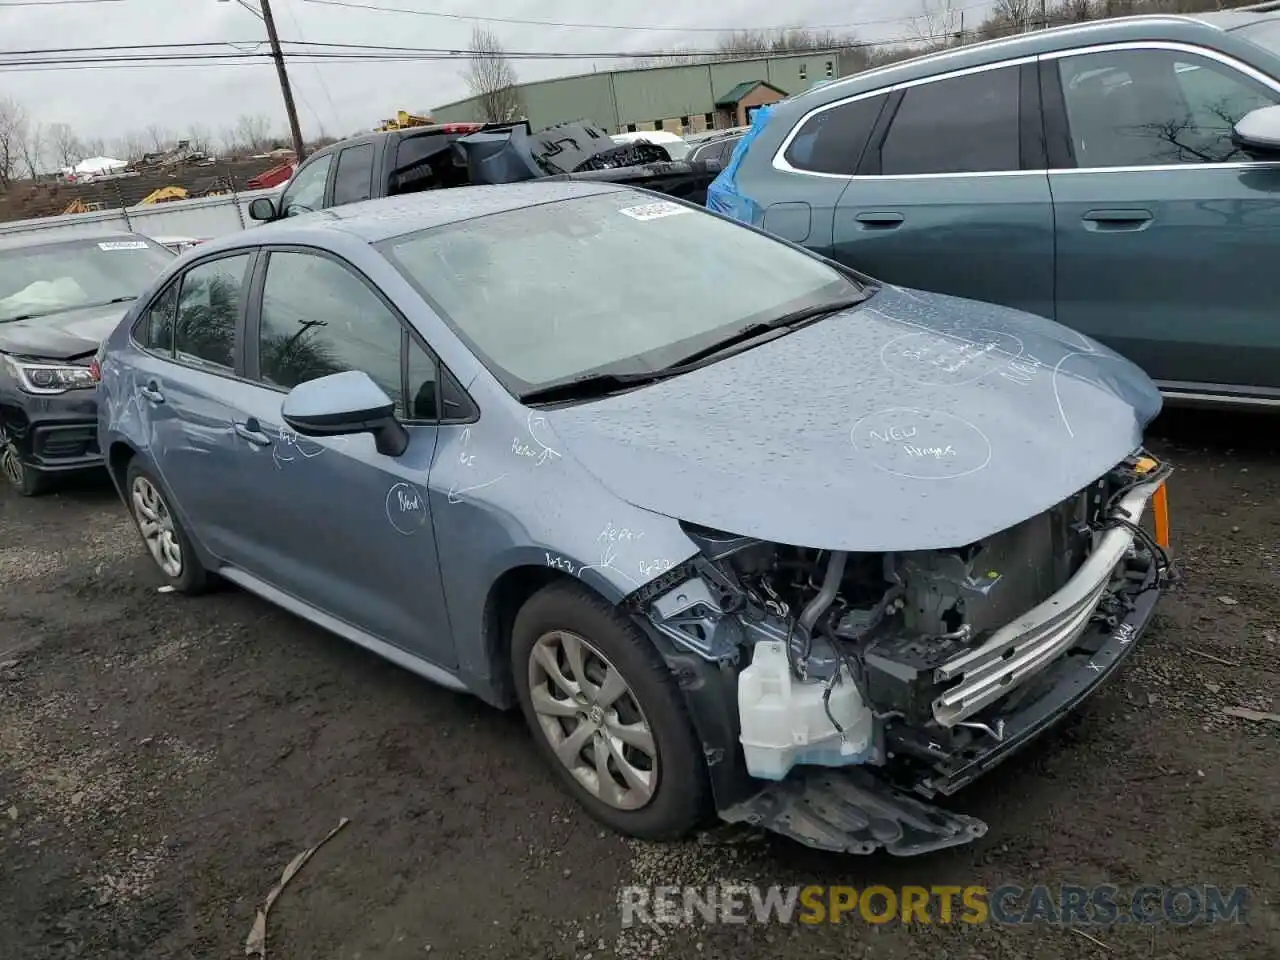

left=1056, top=47, right=1280, bottom=167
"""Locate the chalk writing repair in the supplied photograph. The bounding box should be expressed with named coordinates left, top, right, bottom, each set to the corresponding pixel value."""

left=386, top=481, right=429, bottom=535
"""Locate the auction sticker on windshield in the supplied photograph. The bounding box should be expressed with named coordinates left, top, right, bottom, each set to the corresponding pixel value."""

left=618, top=201, right=692, bottom=222
left=98, top=241, right=150, bottom=251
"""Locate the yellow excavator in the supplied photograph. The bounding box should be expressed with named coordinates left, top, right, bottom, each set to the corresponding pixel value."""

left=375, top=110, right=434, bottom=131
left=138, top=185, right=189, bottom=205
left=63, top=198, right=106, bottom=214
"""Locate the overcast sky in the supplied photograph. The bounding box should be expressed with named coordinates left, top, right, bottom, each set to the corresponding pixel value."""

left=1, top=0, right=994, bottom=149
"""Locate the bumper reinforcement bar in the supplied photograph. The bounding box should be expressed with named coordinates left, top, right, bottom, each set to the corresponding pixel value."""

left=931, top=480, right=1161, bottom=727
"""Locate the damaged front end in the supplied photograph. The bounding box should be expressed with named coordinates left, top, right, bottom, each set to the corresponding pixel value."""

left=632, top=450, right=1175, bottom=855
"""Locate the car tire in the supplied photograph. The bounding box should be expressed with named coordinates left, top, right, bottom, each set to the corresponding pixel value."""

left=0, top=429, right=49, bottom=497
left=511, top=580, right=710, bottom=840
left=124, top=460, right=210, bottom=595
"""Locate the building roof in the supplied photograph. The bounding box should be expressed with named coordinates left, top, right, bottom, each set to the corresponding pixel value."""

left=713, top=80, right=787, bottom=108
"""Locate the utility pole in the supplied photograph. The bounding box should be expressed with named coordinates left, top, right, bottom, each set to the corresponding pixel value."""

left=1040, top=0, right=1048, bottom=30
left=218, top=0, right=306, bottom=162
left=260, top=0, right=307, bottom=163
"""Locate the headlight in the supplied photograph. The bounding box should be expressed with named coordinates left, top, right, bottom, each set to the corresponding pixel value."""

left=3, top=357, right=99, bottom=395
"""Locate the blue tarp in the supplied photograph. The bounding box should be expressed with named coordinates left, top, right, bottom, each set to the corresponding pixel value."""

left=704, top=103, right=776, bottom=226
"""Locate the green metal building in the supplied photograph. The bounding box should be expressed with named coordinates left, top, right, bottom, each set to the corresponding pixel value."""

left=432, top=50, right=864, bottom=135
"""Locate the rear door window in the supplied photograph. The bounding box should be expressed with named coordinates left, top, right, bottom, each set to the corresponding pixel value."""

left=878, top=65, right=1021, bottom=174
left=173, top=254, right=252, bottom=373
left=784, top=94, right=887, bottom=175
left=332, top=143, right=376, bottom=205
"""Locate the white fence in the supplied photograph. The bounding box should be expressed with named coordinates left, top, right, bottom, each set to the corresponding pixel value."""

left=0, top=187, right=279, bottom=243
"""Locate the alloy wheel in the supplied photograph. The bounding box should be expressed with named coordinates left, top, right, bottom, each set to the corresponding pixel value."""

left=527, top=630, right=659, bottom=811
left=131, top=475, right=183, bottom=578
left=0, top=425, right=24, bottom=490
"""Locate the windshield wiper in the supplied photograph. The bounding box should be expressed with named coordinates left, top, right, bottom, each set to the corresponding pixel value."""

left=107, top=296, right=137, bottom=304
left=657, top=295, right=870, bottom=370
left=518, top=295, right=869, bottom=406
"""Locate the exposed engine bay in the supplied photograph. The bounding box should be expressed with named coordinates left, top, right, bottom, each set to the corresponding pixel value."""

left=633, top=450, right=1175, bottom=854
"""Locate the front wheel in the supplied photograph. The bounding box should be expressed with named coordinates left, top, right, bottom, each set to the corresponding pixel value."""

left=0, top=426, right=48, bottom=497
left=511, top=581, right=710, bottom=840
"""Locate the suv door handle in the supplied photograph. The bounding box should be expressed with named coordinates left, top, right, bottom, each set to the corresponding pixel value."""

left=233, top=419, right=272, bottom=447
left=1082, top=209, right=1153, bottom=231
left=138, top=382, right=164, bottom=404
left=855, top=211, right=905, bottom=229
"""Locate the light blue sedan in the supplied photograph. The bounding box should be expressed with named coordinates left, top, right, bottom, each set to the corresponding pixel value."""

left=96, top=181, right=1174, bottom=855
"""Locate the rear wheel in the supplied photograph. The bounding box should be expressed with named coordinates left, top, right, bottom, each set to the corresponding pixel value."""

left=0, top=425, right=48, bottom=497
left=511, top=581, right=709, bottom=840
left=125, top=460, right=210, bottom=594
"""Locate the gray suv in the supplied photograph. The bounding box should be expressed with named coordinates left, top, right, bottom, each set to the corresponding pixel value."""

left=708, top=11, right=1280, bottom=409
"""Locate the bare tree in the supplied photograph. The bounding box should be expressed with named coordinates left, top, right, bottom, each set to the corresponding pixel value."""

left=0, top=97, right=28, bottom=188
left=234, top=114, right=275, bottom=153
left=47, top=122, right=83, bottom=169
left=464, top=25, right=522, bottom=122
left=144, top=123, right=173, bottom=153
left=913, top=0, right=963, bottom=45
left=111, top=131, right=147, bottom=162
left=993, top=0, right=1037, bottom=33
left=186, top=124, right=212, bottom=154
left=21, top=121, right=44, bottom=180
left=81, top=136, right=107, bottom=159
left=218, top=125, right=243, bottom=157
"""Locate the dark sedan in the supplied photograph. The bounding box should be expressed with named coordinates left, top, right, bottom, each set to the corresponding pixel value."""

left=0, top=230, right=174, bottom=495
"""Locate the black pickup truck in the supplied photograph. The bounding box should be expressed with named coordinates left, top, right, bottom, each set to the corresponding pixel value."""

left=247, top=119, right=724, bottom=223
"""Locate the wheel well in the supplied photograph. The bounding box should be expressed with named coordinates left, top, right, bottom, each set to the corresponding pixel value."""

left=482, top=565, right=590, bottom=706
left=107, top=441, right=136, bottom=492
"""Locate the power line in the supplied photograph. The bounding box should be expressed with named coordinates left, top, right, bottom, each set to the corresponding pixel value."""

left=0, top=0, right=123, bottom=5
left=0, top=33, right=949, bottom=63
left=298, top=0, right=996, bottom=33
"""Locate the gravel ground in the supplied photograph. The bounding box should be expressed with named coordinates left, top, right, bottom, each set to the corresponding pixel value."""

left=0, top=408, right=1277, bottom=960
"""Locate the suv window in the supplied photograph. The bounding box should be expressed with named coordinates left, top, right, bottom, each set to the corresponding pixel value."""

left=279, top=153, right=332, bottom=217
left=257, top=251, right=409, bottom=414
left=332, top=143, right=375, bottom=205
left=173, top=255, right=251, bottom=372
left=1056, top=48, right=1279, bottom=168
left=784, top=94, right=887, bottom=175
left=879, top=66, right=1021, bottom=175
left=137, top=281, right=177, bottom=355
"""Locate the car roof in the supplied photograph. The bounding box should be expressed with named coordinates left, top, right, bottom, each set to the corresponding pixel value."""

left=0, top=227, right=149, bottom=253
left=786, top=14, right=1242, bottom=105
left=201, top=179, right=629, bottom=252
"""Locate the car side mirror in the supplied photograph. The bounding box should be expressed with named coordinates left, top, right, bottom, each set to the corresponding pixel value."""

left=248, top=197, right=278, bottom=221
left=1232, top=105, right=1280, bottom=160
left=281, top=370, right=409, bottom=457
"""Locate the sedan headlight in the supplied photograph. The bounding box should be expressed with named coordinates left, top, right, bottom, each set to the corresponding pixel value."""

left=3, top=357, right=99, bottom=395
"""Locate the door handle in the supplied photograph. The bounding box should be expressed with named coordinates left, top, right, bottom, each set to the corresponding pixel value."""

left=138, top=382, right=164, bottom=404
left=233, top=419, right=272, bottom=447
left=1082, top=209, right=1153, bottom=231
left=855, top=211, right=905, bottom=229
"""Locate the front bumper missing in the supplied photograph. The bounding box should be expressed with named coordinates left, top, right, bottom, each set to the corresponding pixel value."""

left=714, top=494, right=1164, bottom=856
left=932, top=481, right=1162, bottom=728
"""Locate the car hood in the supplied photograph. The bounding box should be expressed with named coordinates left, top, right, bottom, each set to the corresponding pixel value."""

left=544, top=285, right=1163, bottom=552
left=0, top=301, right=129, bottom=361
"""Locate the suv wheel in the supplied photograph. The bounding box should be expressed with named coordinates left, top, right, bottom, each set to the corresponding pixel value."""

left=0, top=425, right=48, bottom=497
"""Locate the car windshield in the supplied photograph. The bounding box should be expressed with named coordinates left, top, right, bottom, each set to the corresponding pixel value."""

left=0, top=237, right=174, bottom=322
left=381, top=191, right=865, bottom=395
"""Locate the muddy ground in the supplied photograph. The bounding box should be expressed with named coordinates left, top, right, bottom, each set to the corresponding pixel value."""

left=0, top=407, right=1276, bottom=960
